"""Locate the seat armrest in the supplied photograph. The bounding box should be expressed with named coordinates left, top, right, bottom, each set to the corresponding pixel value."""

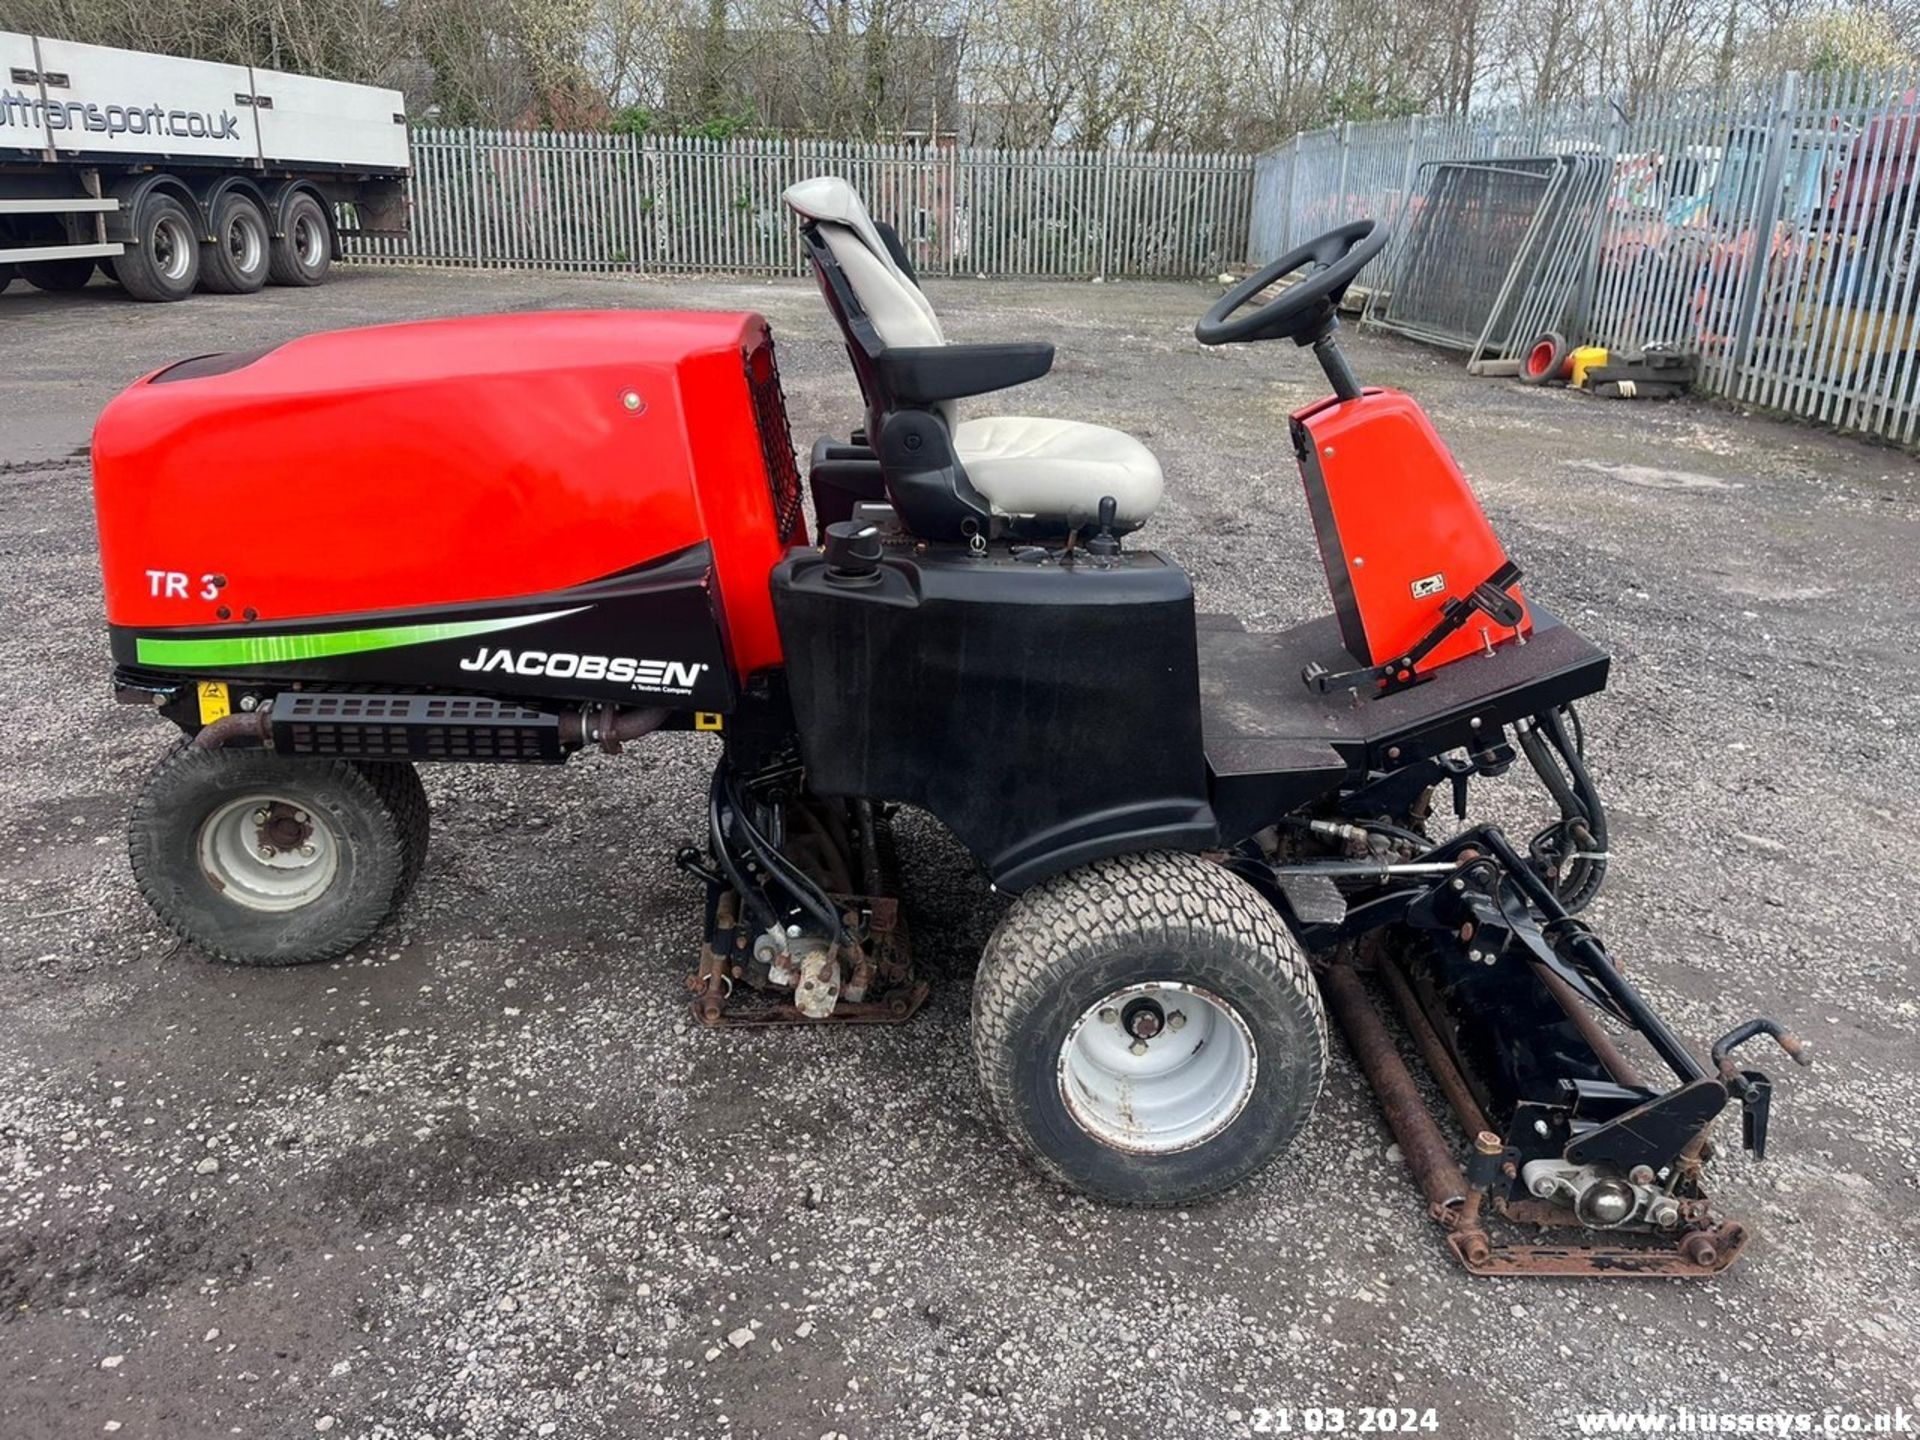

left=875, top=342, right=1055, bottom=405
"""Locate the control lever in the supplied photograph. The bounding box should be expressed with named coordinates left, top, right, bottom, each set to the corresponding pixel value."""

left=1084, top=496, right=1121, bottom=561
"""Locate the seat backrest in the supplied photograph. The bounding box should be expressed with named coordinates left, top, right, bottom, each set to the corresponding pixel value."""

left=787, top=176, right=1012, bottom=541
left=783, top=177, right=942, bottom=340
left=782, top=177, right=956, bottom=433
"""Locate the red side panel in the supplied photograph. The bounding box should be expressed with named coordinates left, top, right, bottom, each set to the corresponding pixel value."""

left=1293, top=389, right=1529, bottom=671
left=92, top=309, right=793, bottom=676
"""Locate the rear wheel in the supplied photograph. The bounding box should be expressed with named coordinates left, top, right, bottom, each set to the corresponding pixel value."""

left=972, top=850, right=1327, bottom=1205
left=200, top=193, right=271, bottom=294
left=116, top=192, right=201, bottom=302
left=269, top=192, right=332, bottom=287
left=129, top=747, right=409, bottom=965
left=18, top=256, right=97, bottom=292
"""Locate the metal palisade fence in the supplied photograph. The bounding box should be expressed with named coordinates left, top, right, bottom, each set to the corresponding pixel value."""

left=1249, top=72, right=1920, bottom=448
left=343, top=131, right=1254, bottom=281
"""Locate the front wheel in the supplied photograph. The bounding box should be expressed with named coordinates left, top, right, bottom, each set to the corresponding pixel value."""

left=129, top=747, right=410, bottom=965
left=971, top=850, right=1327, bottom=1205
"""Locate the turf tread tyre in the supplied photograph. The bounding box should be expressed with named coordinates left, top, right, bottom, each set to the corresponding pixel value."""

left=351, top=761, right=430, bottom=899
left=130, top=745, right=408, bottom=965
left=972, top=850, right=1326, bottom=1205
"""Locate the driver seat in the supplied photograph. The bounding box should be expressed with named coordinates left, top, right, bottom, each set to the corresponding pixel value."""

left=783, top=176, right=1163, bottom=539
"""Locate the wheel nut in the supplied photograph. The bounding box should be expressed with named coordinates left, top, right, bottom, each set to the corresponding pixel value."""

left=300, top=844, right=315, bottom=857
left=1128, top=1039, right=1149, bottom=1057
left=1167, top=1011, right=1187, bottom=1031
left=1098, top=1008, right=1119, bottom=1025
left=258, top=845, right=275, bottom=859
left=253, top=808, right=269, bottom=824
left=293, top=810, right=309, bottom=824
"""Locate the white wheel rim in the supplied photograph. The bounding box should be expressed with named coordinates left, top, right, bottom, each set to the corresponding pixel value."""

left=1058, top=982, right=1257, bottom=1154
left=227, top=213, right=262, bottom=272
left=196, top=794, right=340, bottom=912
left=294, top=213, right=325, bottom=267
left=153, top=214, right=193, bottom=281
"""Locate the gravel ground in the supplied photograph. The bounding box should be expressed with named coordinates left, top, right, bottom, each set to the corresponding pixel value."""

left=1, top=267, right=1917, bottom=1440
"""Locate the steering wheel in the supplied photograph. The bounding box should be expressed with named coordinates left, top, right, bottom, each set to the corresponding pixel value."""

left=1195, top=219, right=1388, bottom=347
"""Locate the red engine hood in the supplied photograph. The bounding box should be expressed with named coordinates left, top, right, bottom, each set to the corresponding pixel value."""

left=92, top=309, right=794, bottom=676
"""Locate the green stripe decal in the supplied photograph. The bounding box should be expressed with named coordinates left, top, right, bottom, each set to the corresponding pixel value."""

left=134, top=608, right=585, bottom=669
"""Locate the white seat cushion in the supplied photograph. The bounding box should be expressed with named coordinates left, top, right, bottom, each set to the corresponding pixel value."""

left=953, top=416, right=1164, bottom=529
left=785, top=176, right=1165, bottom=533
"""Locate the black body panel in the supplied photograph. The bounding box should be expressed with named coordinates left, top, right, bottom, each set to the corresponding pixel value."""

left=1197, top=608, right=1609, bottom=842
left=1290, top=418, right=1368, bottom=662
left=808, top=435, right=886, bottom=531
left=109, top=543, right=737, bottom=712
left=772, top=545, right=1216, bottom=891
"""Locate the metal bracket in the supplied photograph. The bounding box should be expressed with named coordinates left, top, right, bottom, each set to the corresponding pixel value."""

left=1302, top=560, right=1525, bottom=696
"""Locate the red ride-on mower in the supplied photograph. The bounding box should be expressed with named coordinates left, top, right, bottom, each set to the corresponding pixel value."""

left=91, top=180, right=1805, bottom=1274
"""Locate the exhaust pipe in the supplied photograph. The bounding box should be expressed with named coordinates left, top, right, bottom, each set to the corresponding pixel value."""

left=193, top=707, right=272, bottom=749
left=559, top=705, right=672, bottom=752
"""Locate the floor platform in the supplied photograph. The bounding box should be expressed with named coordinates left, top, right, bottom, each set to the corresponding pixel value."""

left=1197, top=610, right=1610, bottom=839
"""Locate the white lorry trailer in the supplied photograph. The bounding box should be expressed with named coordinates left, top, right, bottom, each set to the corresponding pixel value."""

left=1, top=32, right=408, bottom=301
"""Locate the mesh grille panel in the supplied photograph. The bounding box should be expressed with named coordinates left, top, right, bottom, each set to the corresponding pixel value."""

left=746, top=337, right=804, bottom=542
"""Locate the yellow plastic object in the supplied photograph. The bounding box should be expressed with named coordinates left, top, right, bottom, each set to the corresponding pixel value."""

left=1570, top=346, right=1609, bottom=389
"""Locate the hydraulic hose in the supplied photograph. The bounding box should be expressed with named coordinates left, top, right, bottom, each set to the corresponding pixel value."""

left=1519, top=705, right=1608, bottom=912
left=1544, top=705, right=1608, bottom=911
left=707, top=769, right=781, bottom=936
left=719, top=769, right=848, bottom=947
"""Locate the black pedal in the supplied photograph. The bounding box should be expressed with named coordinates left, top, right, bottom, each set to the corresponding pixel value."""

left=1277, top=871, right=1347, bottom=926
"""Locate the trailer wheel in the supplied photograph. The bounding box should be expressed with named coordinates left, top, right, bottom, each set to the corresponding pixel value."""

left=129, top=747, right=409, bottom=965
left=116, top=193, right=201, bottom=302
left=972, top=850, right=1326, bottom=1205
left=200, top=194, right=271, bottom=294
left=18, top=256, right=97, bottom=292
left=351, top=761, right=431, bottom=899
left=269, top=192, right=333, bottom=287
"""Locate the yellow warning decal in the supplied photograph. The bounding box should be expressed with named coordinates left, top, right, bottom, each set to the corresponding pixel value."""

left=694, top=711, right=724, bottom=732
left=196, top=681, right=231, bottom=724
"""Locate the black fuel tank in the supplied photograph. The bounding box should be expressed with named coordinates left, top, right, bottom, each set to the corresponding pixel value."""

left=771, top=544, right=1216, bottom=890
